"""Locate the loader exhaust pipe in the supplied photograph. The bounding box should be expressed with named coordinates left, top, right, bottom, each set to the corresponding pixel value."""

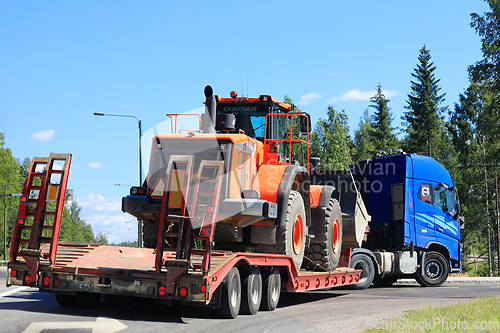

left=204, top=85, right=216, bottom=133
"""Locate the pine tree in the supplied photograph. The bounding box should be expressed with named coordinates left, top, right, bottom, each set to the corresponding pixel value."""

left=352, top=109, right=376, bottom=162
left=402, top=46, right=446, bottom=158
left=310, top=105, right=353, bottom=170
left=369, top=83, right=398, bottom=153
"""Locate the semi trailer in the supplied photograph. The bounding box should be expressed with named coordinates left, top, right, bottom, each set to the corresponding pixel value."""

left=7, top=86, right=369, bottom=318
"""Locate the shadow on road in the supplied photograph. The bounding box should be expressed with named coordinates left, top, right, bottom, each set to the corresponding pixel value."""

left=0, top=290, right=216, bottom=323
left=277, top=290, right=348, bottom=308
left=1, top=287, right=354, bottom=322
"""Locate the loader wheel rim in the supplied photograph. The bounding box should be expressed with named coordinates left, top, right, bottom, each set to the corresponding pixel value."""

left=293, top=214, right=304, bottom=255
left=332, top=218, right=340, bottom=251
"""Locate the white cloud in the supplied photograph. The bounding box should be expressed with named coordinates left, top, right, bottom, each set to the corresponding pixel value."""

left=29, top=130, right=55, bottom=142
left=329, top=89, right=399, bottom=103
left=299, top=92, right=322, bottom=105
left=89, top=162, right=102, bottom=169
left=77, top=193, right=137, bottom=244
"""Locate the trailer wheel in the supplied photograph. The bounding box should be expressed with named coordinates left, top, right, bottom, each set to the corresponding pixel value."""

left=260, top=267, right=281, bottom=311
left=217, top=266, right=242, bottom=319
left=415, top=251, right=449, bottom=287
left=256, top=191, right=306, bottom=272
left=240, top=267, right=262, bottom=315
left=349, top=253, right=374, bottom=290
left=305, top=199, right=343, bottom=270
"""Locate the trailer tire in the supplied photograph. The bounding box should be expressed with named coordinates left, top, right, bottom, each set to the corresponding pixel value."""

left=373, top=275, right=399, bottom=287
left=143, top=220, right=158, bottom=249
left=217, top=266, right=242, bottom=319
left=256, top=191, right=306, bottom=272
left=260, top=267, right=281, bottom=311
left=305, top=199, right=343, bottom=270
left=240, top=267, right=262, bottom=315
left=349, top=253, right=374, bottom=290
left=415, top=251, right=449, bottom=287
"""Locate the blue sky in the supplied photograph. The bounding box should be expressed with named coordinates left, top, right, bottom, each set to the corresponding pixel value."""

left=1, top=1, right=490, bottom=243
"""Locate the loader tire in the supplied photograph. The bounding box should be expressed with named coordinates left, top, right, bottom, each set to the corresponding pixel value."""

left=305, top=199, right=342, bottom=271
left=255, top=191, right=306, bottom=272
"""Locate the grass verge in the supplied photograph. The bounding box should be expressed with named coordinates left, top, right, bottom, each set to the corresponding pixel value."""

left=365, top=296, right=500, bottom=332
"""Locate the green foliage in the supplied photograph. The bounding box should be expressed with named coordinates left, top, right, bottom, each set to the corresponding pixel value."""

left=95, top=232, right=109, bottom=245
left=365, top=296, right=500, bottom=332
left=0, top=133, right=95, bottom=260
left=352, top=84, right=400, bottom=162
left=446, top=1, right=500, bottom=276
left=470, top=0, right=500, bottom=89
left=310, top=105, right=353, bottom=170
left=352, top=109, right=377, bottom=162
left=402, top=45, right=446, bottom=159
left=116, top=240, right=137, bottom=247
left=370, top=84, right=399, bottom=153
left=0, top=133, right=26, bottom=260
left=60, top=201, right=96, bottom=243
left=283, top=96, right=309, bottom=167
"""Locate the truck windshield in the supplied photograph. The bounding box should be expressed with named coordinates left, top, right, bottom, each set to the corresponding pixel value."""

left=434, top=185, right=457, bottom=216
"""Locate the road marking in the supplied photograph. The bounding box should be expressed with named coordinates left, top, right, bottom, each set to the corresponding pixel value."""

left=0, top=286, right=30, bottom=298
left=23, top=317, right=127, bottom=333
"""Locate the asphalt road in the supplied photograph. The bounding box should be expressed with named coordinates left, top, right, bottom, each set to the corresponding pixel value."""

left=1, top=267, right=500, bottom=333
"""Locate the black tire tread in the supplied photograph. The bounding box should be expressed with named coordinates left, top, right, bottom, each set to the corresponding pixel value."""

left=304, top=199, right=342, bottom=270
left=255, top=191, right=306, bottom=271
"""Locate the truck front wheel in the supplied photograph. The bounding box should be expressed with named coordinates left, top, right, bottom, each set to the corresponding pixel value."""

left=349, top=253, right=374, bottom=290
left=415, top=251, right=449, bottom=287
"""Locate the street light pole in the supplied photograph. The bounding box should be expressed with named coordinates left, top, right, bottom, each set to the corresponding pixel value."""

left=4, top=182, right=24, bottom=260
left=94, top=112, right=144, bottom=247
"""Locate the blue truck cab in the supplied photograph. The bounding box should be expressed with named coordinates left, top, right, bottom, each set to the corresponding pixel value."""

left=350, top=152, right=462, bottom=288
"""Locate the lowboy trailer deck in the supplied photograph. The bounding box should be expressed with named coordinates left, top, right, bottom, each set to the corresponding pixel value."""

left=8, top=243, right=360, bottom=305
left=7, top=151, right=360, bottom=318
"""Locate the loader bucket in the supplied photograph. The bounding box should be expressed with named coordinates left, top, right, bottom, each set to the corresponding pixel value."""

left=311, top=170, right=370, bottom=248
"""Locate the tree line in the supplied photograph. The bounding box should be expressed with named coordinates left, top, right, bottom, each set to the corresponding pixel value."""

left=306, top=0, right=500, bottom=276
left=0, top=134, right=96, bottom=260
